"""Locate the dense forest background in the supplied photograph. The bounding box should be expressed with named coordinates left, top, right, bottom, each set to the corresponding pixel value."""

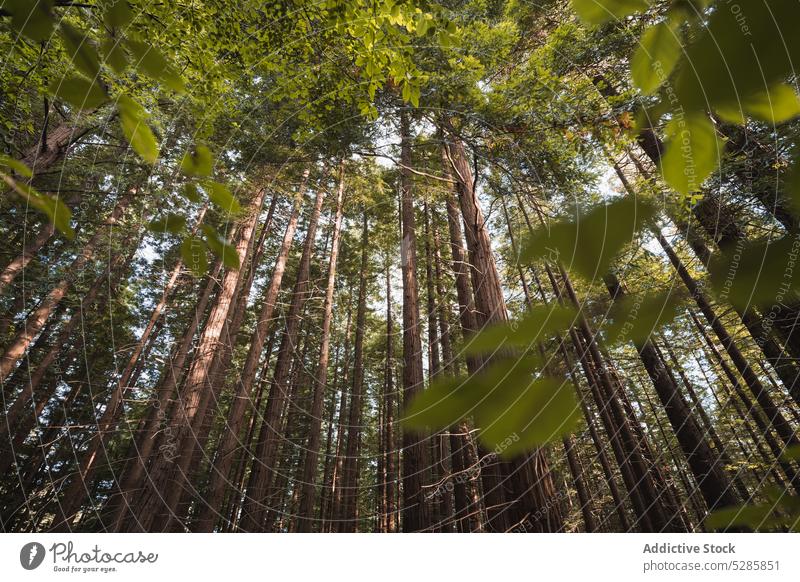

left=2, top=0, right=800, bottom=533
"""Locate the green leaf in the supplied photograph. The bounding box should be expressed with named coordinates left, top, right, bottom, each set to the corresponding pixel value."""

left=59, top=22, right=102, bottom=79
left=604, top=289, right=682, bottom=345
left=403, top=375, right=483, bottom=431
left=204, top=181, right=241, bottom=215
left=781, top=445, right=800, bottom=462
left=659, top=113, right=723, bottom=196
left=631, top=20, right=681, bottom=95
left=520, top=197, right=655, bottom=279
left=180, top=236, right=208, bottom=276
left=5, top=0, right=55, bottom=42
left=705, top=504, right=781, bottom=532
left=125, top=39, right=186, bottom=93
left=403, top=357, right=580, bottom=458
left=714, top=103, right=746, bottom=126
left=101, top=36, right=128, bottom=74
left=0, top=155, right=33, bottom=178
left=182, top=183, right=202, bottom=203
left=476, top=376, right=581, bottom=458
left=32, top=194, right=75, bottom=240
left=50, top=76, right=108, bottom=110
left=464, top=305, right=577, bottom=356
left=1, top=172, right=74, bottom=239
left=409, top=84, right=420, bottom=108
left=571, top=0, right=648, bottom=25
left=202, top=225, right=240, bottom=269
left=706, top=488, right=799, bottom=532
left=741, top=84, right=800, bottom=125
left=118, top=96, right=159, bottom=164
left=708, top=236, right=800, bottom=309
left=179, top=145, right=213, bottom=177
left=103, top=0, right=134, bottom=29
left=415, top=14, right=430, bottom=37
left=147, top=214, right=186, bottom=235
left=672, top=0, right=800, bottom=114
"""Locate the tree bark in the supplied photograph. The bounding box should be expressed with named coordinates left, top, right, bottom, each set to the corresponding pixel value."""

left=192, top=184, right=304, bottom=532
left=240, top=180, right=324, bottom=531
left=296, top=163, right=346, bottom=531
left=120, top=189, right=265, bottom=532
left=603, top=273, right=740, bottom=512
left=338, top=207, right=369, bottom=531
left=1, top=191, right=132, bottom=385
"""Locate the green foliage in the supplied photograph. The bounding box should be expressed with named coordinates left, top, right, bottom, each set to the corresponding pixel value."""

left=463, top=305, right=578, bottom=356
left=707, top=236, right=800, bottom=309
left=706, top=487, right=800, bottom=532
left=202, top=224, right=240, bottom=269
left=204, top=181, right=240, bottom=216
left=659, top=113, right=723, bottom=197
left=604, top=289, right=682, bottom=345
left=0, top=170, right=74, bottom=239
left=50, top=77, right=108, bottom=110
left=102, top=0, right=134, bottom=30
left=739, top=84, right=800, bottom=125
left=0, top=154, right=32, bottom=178
left=180, top=236, right=208, bottom=277
left=521, top=196, right=656, bottom=279
left=571, top=0, right=648, bottom=25
left=4, top=0, right=55, bottom=41
left=125, top=39, right=186, bottom=94
left=147, top=214, right=187, bottom=235
left=706, top=435, right=800, bottom=530
left=118, top=96, right=159, bottom=164
left=60, top=22, right=102, bottom=79
left=403, top=356, right=580, bottom=458
left=180, top=146, right=213, bottom=177
left=574, top=0, right=800, bottom=202
left=630, top=19, right=680, bottom=95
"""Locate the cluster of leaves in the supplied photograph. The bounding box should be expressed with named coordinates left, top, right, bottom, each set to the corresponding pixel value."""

left=146, top=144, right=242, bottom=274
left=572, top=0, right=800, bottom=202
left=2, top=0, right=450, bottom=269
left=0, top=155, right=73, bottom=238
left=2, top=0, right=184, bottom=235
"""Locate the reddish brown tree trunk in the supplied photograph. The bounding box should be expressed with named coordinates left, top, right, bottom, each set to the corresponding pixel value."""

left=296, top=164, right=345, bottom=531
left=121, top=190, right=265, bottom=532
left=337, top=209, right=369, bottom=532
left=1, top=192, right=133, bottom=385
left=110, top=260, right=222, bottom=531
left=603, top=273, right=740, bottom=512
left=383, top=262, right=399, bottom=533
left=192, top=185, right=305, bottom=532
left=443, top=128, right=561, bottom=532
left=240, top=182, right=324, bottom=531
left=399, top=110, right=432, bottom=532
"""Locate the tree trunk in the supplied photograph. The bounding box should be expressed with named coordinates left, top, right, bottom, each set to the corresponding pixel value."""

left=399, top=109, right=432, bottom=532
left=443, top=128, right=561, bottom=532
left=120, top=189, right=265, bottom=532
left=240, top=181, right=324, bottom=531
left=296, top=163, right=346, bottom=531
left=383, top=261, right=399, bottom=533
left=337, top=208, right=369, bottom=531
left=1, top=191, right=133, bottom=385
left=110, top=259, right=222, bottom=531
left=192, top=184, right=304, bottom=532
left=603, top=273, right=740, bottom=512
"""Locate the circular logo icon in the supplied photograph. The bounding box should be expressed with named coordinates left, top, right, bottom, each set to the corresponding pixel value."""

left=20, top=542, right=46, bottom=570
